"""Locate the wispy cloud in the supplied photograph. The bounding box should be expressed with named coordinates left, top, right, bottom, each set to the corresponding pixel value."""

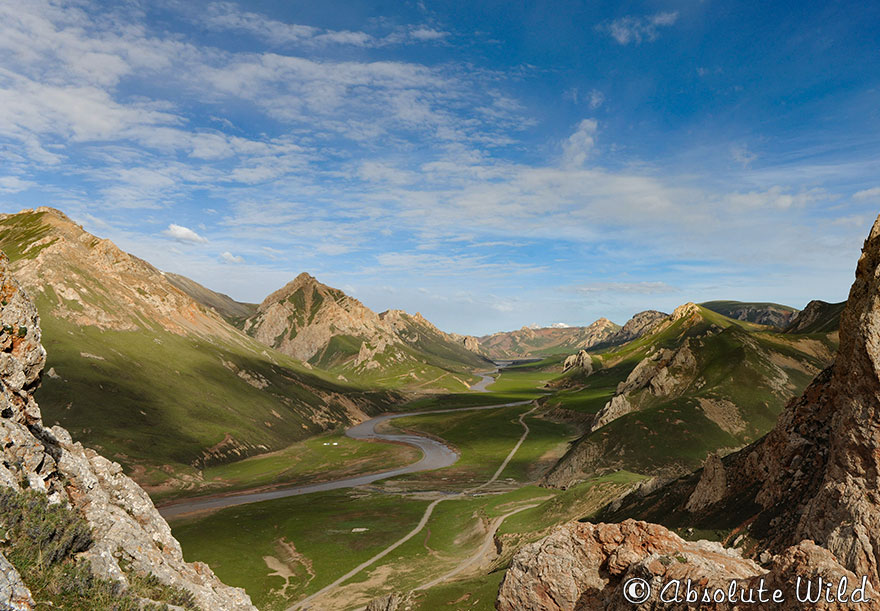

left=573, top=282, right=679, bottom=295
left=202, top=2, right=448, bottom=48
left=599, top=12, right=679, bottom=45
left=853, top=187, right=880, bottom=200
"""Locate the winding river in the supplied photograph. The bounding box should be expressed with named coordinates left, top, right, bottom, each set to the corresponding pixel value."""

left=158, top=370, right=508, bottom=520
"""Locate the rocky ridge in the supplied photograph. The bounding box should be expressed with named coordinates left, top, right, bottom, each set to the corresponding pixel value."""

left=784, top=299, right=846, bottom=334
left=701, top=300, right=799, bottom=329
left=602, top=309, right=668, bottom=346
left=498, top=215, right=880, bottom=610
left=0, top=252, right=254, bottom=610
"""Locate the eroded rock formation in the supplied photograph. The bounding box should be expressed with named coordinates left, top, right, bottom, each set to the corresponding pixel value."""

left=0, top=252, right=254, bottom=610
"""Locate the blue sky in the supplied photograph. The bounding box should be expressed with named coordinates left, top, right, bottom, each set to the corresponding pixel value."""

left=1, top=0, right=879, bottom=335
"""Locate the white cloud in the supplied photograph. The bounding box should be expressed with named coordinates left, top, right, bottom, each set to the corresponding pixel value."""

left=220, top=251, right=244, bottom=264
left=0, top=176, right=34, bottom=193
left=162, top=224, right=208, bottom=244
left=853, top=187, right=880, bottom=201
left=589, top=90, right=605, bottom=110
left=562, top=119, right=598, bottom=167
left=600, top=12, right=679, bottom=45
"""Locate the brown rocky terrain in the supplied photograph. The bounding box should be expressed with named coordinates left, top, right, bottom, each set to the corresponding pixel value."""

left=245, top=272, right=396, bottom=363
left=496, top=215, right=880, bottom=610
left=0, top=252, right=254, bottom=610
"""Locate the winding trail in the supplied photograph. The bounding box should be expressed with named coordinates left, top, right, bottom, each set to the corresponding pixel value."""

left=290, top=404, right=541, bottom=610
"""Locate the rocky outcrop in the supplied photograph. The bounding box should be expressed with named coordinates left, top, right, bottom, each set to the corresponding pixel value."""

left=589, top=340, right=696, bottom=432
left=0, top=552, right=34, bottom=611
left=685, top=453, right=727, bottom=512
left=562, top=350, right=593, bottom=375
left=498, top=521, right=874, bottom=611
left=604, top=310, right=668, bottom=345
left=497, top=520, right=763, bottom=611
left=0, top=252, right=255, bottom=610
left=365, top=593, right=401, bottom=611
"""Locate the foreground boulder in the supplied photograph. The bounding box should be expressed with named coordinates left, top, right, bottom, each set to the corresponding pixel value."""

left=499, top=215, right=880, bottom=609
left=0, top=252, right=254, bottom=610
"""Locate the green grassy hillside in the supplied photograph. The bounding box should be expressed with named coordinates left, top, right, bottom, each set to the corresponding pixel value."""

left=0, top=208, right=399, bottom=495
left=541, top=303, right=837, bottom=485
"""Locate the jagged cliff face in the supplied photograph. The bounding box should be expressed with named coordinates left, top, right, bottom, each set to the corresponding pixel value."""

left=0, top=252, right=254, bottom=610
left=477, top=318, right=620, bottom=359
left=498, top=215, right=880, bottom=610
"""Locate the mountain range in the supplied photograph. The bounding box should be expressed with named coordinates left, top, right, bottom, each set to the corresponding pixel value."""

left=0, top=205, right=864, bottom=611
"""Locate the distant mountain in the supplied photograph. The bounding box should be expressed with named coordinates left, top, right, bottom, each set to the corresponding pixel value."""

left=701, top=300, right=798, bottom=328
left=543, top=302, right=837, bottom=486
left=784, top=299, right=845, bottom=334
left=600, top=309, right=668, bottom=346
left=477, top=318, right=621, bottom=359
left=0, top=208, right=396, bottom=490
left=243, top=273, right=491, bottom=390
left=164, top=271, right=257, bottom=323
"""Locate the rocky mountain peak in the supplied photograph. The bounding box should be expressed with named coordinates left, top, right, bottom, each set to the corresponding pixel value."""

left=670, top=301, right=701, bottom=321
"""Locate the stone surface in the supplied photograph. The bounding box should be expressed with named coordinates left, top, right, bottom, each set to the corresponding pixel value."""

left=0, top=251, right=255, bottom=610
left=497, top=519, right=762, bottom=611
left=365, top=592, right=401, bottom=611
left=497, top=521, right=876, bottom=611
left=0, top=552, right=34, bottom=611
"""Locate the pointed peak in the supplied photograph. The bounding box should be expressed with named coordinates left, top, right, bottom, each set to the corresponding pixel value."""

left=670, top=302, right=701, bottom=321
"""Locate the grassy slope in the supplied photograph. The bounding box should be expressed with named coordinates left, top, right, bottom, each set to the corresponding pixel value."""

left=543, top=306, right=837, bottom=479
left=35, top=305, right=399, bottom=491
left=0, top=210, right=401, bottom=494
